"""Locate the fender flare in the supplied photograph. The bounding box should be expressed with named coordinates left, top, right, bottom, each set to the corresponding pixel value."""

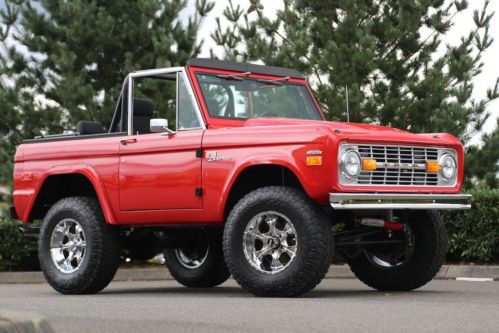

left=217, top=156, right=314, bottom=218
left=24, top=164, right=117, bottom=224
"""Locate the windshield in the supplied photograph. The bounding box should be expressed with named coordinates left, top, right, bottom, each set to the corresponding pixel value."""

left=196, top=74, right=322, bottom=120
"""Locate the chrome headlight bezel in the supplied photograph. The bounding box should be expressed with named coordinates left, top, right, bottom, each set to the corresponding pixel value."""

left=438, top=152, right=457, bottom=183
left=338, top=146, right=361, bottom=183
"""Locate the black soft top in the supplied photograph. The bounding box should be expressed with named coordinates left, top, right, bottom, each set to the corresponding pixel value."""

left=187, top=58, right=304, bottom=79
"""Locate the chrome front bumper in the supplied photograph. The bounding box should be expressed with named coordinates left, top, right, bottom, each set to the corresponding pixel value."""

left=330, top=193, right=472, bottom=210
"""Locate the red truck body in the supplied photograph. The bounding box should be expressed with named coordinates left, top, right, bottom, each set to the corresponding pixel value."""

left=11, top=58, right=472, bottom=296
left=12, top=64, right=464, bottom=227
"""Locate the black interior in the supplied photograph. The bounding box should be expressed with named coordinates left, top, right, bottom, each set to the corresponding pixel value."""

left=205, top=97, right=220, bottom=116
left=76, top=121, right=104, bottom=135
left=133, top=99, right=154, bottom=134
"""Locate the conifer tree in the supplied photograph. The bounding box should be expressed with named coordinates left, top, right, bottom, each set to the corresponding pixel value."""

left=213, top=0, right=498, bottom=139
left=465, top=119, right=499, bottom=188
left=212, top=0, right=499, bottom=187
left=0, top=0, right=214, bottom=184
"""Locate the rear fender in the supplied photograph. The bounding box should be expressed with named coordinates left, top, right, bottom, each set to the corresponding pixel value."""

left=22, top=164, right=117, bottom=224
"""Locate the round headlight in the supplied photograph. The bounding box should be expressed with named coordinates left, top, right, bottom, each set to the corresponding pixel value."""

left=439, top=154, right=457, bottom=180
left=341, top=150, right=361, bottom=178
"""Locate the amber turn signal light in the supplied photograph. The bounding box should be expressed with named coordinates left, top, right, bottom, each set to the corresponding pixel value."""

left=426, top=161, right=441, bottom=173
left=306, top=156, right=323, bottom=166
left=362, top=159, right=377, bottom=170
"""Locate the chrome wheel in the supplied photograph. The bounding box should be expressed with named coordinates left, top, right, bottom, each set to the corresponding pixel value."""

left=174, top=246, right=209, bottom=270
left=365, top=225, right=415, bottom=268
left=50, top=219, right=86, bottom=274
left=243, top=211, right=298, bottom=274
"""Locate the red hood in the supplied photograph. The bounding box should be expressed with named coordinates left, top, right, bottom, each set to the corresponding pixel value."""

left=243, top=118, right=462, bottom=147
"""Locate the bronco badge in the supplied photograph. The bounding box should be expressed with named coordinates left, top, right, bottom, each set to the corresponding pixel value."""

left=207, top=151, right=232, bottom=162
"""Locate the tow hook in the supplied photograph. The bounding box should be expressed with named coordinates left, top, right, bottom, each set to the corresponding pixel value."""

left=360, top=218, right=404, bottom=232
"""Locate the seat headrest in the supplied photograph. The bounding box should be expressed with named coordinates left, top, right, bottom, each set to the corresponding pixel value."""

left=76, top=121, right=104, bottom=135
left=134, top=99, right=154, bottom=117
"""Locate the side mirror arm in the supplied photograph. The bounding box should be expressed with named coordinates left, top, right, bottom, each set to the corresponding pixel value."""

left=161, top=126, right=176, bottom=136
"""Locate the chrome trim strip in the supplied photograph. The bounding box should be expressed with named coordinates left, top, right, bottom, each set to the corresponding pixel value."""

left=126, top=67, right=206, bottom=136
left=330, top=193, right=472, bottom=210
left=374, top=162, right=427, bottom=170
left=176, top=71, right=180, bottom=130
left=129, top=67, right=185, bottom=78
left=127, top=75, right=133, bottom=136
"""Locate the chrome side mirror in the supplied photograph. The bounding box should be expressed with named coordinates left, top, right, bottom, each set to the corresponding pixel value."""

left=150, top=118, right=175, bottom=135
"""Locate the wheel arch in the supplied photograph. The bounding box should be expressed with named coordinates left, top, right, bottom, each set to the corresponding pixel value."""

left=26, top=165, right=116, bottom=224
left=222, top=163, right=306, bottom=220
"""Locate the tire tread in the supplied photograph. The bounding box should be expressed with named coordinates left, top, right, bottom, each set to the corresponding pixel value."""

left=348, top=210, right=447, bottom=291
left=39, top=196, right=121, bottom=294
left=223, top=186, right=332, bottom=297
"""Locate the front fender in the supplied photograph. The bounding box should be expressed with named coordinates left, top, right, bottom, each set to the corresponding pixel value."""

left=203, top=142, right=333, bottom=221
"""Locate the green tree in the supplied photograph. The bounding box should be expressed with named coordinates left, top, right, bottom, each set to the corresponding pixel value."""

left=0, top=0, right=214, bottom=185
left=465, top=119, right=499, bottom=189
left=212, top=0, right=499, bottom=188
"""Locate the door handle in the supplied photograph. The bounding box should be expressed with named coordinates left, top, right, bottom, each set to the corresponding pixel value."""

left=120, top=138, right=137, bottom=145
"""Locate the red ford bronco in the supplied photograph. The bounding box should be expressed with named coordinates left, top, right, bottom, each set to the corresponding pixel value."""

left=11, top=59, right=471, bottom=297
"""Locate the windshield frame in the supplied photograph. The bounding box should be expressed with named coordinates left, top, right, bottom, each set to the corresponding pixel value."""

left=187, top=66, right=325, bottom=126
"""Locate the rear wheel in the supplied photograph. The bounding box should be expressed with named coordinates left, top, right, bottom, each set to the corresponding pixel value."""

left=163, top=231, right=230, bottom=288
left=347, top=210, right=447, bottom=291
left=38, top=196, right=121, bottom=294
left=223, top=186, right=333, bottom=297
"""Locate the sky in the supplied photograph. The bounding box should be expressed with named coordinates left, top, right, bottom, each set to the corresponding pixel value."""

left=183, top=0, right=499, bottom=144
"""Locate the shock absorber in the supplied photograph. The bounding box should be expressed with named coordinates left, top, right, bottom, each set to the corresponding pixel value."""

left=359, top=218, right=404, bottom=231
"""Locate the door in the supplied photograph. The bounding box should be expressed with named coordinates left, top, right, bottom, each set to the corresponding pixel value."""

left=118, top=69, right=205, bottom=211
left=118, top=131, right=203, bottom=210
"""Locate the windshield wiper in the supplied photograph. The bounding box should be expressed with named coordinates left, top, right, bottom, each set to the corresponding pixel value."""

left=255, top=76, right=291, bottom=86
left=255, top=78, right=284, bottom=86
left=216, top=72, right=252, bottom=81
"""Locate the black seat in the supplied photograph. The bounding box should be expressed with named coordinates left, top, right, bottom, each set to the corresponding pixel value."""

left=133, top=99, right=154, bottom=134
left=76, top=121, right=104, bottom=135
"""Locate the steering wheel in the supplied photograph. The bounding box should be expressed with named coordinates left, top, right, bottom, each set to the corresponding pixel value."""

left=222, top=85, right=235, bottom=118
left=260, top=111, right=279, bottom=118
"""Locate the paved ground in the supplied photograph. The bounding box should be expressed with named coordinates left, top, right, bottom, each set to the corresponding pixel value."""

left=1, top=279, right=498, bottom=333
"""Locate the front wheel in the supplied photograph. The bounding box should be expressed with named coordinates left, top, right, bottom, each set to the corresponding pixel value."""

left=223, top=187, right=333, bottom=297
left=347, top=210, right=447, bottom=291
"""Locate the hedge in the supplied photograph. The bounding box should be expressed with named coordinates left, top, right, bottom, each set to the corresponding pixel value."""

left=0, top=189, right=497, bottom=271
left=0, top=219, right=38, bottom=271
left=442, top=189, right=499, bottom=262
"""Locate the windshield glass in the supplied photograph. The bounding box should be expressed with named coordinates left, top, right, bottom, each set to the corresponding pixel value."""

left=196, top=74, right=322, bottom=120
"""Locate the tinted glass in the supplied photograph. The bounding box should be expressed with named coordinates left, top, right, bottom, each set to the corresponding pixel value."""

left=196, top=74, right=322, bottom=120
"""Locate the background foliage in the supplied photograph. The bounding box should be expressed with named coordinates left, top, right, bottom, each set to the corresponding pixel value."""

left=0, top=0, right=214, bottom=186
left=443, top=189, right=499, bottom=262
left=0, top=218, right=38, bottom=271
left=213, top=0, right=499, bottom=188
left=0, top=1, right=498, bottom=270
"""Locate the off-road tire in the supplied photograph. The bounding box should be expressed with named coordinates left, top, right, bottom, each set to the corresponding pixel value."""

left=164, top=231, right=230, bottom=288
left=38, top=196, right=121, bottom=294
left=223, top=186, right=333, bottom=297
left=347, top=210, right=447, bottom=291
